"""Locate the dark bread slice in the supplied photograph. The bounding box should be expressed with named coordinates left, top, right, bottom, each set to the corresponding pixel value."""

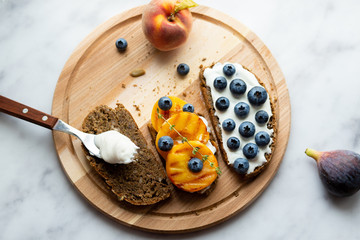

left=82, top=104, right=171, bottom=205
left=199, top=64, right=277, bottom=179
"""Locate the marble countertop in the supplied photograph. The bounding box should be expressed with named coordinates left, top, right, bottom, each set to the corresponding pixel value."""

left=1, top=0, right=360, bottom=239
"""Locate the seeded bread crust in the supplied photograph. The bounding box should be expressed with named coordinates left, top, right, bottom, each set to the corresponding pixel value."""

left=82, top=104, right=171, bottom=205
left=199, top=64, right=278, bottom=179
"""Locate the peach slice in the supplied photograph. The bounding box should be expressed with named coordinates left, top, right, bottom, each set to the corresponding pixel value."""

left=166, top=141, right=218, bottom=193
left=155, top=112, right=209, bottom=159
left=151, top=96, right=187, bottom=132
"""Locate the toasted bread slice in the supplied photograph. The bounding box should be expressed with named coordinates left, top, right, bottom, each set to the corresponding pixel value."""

left=82, top=104, right=171, bottom=205
left=200, top=63, right=277, bottom=178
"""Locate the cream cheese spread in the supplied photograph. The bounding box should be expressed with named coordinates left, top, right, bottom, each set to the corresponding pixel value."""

left=203, top=62, right=273, bottom=174
left=94, top=130, right=139, bottom=164
left=199, top=116, right=217, bottom=155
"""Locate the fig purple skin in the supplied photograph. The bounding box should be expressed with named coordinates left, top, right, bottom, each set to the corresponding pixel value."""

left=305, top=148, right=360, bottom=197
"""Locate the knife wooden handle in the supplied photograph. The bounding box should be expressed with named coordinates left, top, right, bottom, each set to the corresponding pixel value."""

left=0, top=95, right=59, bottom=129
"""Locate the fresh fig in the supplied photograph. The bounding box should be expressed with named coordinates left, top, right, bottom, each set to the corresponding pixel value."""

left=305, top=148, right=360, bottom=197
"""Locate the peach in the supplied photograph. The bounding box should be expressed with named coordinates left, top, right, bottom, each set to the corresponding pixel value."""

left=166, top=141, right=218, bottom=192
left=142, top=0, right=196, bottom=51
left=155, top=112, right=210, bottom=159
left=151, top=95, right=187, bottom=132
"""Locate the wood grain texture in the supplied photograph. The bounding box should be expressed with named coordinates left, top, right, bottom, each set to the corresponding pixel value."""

left=51, top=5, right=291, bottom=233
left=0, top=95, right=58, bottom=129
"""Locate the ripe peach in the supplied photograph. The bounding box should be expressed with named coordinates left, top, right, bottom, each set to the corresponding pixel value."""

left=142, top=0, right=194, bottom=51
left=166, top=141, right=218, bottom=192
left=155, top=112, right=210, bottom=160
left=151, top=96, right=187, bottom=132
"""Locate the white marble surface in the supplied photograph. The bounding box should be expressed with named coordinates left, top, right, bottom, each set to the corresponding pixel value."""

left=1, top=0, right=360, bottom=239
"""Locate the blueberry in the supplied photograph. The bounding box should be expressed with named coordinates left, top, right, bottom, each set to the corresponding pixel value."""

left=158, top=136, right=174, bottom=151
left=227, top=137, right=240, bottom=150
left=233, top=158, right=249, bottom=175
left=115, top=38, right=128, bottom=51
left=248, top=86, right=268, bottom=106
left=243, top=143, right=259, bottom=159
left=215, top=97, right=230, bottom=111
left=223, top=63, right=236, bottom=76
left=234, top=102, right=250, bottom=118
left=255, top=110, right=269, bottom=124
left=255, top=131, right=271, bottom=146
left=230, top=79, right=247, bottom=95
left=239, top=121, right=256, bottom=138
left=182, top=103, right=194, bottom=113
left=222, top=118, right=236, bottom=131
left=213, top=76, right=227, bottom=90
left=177, top=63, right=190, bottom=76
left=188, top=158, right=203, bottom=173
left=158, top=96, right=172, bottom=111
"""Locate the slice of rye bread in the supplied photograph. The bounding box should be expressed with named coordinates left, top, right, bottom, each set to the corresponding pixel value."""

left=199, top=64, right=278, bottom=179
left=81, top=104, right=171, bottom=205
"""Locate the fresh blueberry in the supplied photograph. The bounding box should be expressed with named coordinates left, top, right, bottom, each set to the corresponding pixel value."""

left=158, top=136, right=174, bottom=151
left=230, top=79, right=247, bottom=95
left=188, top=158, right=203, bottom=173
left=247, top=86, right=268, bottom=106
left=215, top=97, right=230, bottom=111
left=243, top=143, right=259, bottom=159
left=239, top=121, right=256, bottom=138
left=213, top=76, right=227, bottom=90
left=158, top=96, right=172, bottom=111
left=234, top=102, right=250, bottom=118
left=177, top=63, right=190, bottom=76
left=233, top=158, right=249, bottom=175
left=255, top=110, right=269, bottom=124
left=182, top=103, right=194, bottom=113
left=227, top=137, right=240, bottom=150
left=115, top=38, right=128, bottom=51
left=255, top=131, right=271, bottom=146
left=222, top=118, right=236, bottom=131
left=223, top=63, right=236, bottom=76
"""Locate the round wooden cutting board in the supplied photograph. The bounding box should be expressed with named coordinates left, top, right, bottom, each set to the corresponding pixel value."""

left=52, top=5, right=290, bottom=233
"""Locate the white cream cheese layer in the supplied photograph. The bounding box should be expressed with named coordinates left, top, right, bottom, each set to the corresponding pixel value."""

left=203, top=62, right=273, bottom=174
left=94, top=130, right=139, bottom=164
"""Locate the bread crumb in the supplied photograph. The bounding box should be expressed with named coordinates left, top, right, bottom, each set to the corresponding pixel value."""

left=133, top=84, right=138, bottom=87
left=122, top=83, right=126, bottom=88
left=182, top=92, right=187, bottom=97
left=199, top=64, right=203, bottom=69
left=133, top=104, right=141, bottom=111
left=202, top=57, right=206, bottom=61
